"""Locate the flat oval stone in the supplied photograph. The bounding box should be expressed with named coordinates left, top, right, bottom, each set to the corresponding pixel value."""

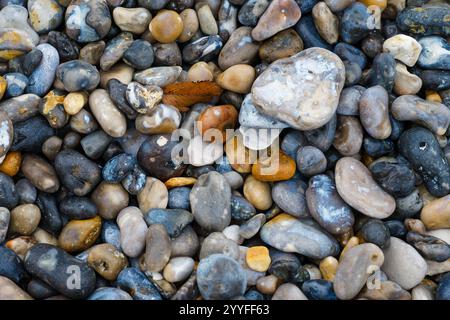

left=271, top=179, right=309, bottom=218
left=58, top=216, right=102, bottom=253
left=359, top=85, right=391, bottom=139
left=91, top=181, right=129, bottom=219
left=0, top=276, right=32, bottom=300
left=163, top=257, right=195, bottom=283
left=306, top=174, right=354, bottom=235
left=59, top=196, right=97, bottom=220
left=24, top=243, right=96, bottom=299
left=54, top=149, right=101, bottom=196
left=57, top=60, right=100, bottom=92
left=21, top=154, right=59, bottom=193
left=251, top=0, right=301, bottom=42
left=123, top=40, right=154, bottom=70
left=251, top=47, right=345, bottom=131
left=144, top=208, right=193, bottom=237
left=259, top=28, right=304, bottom=63
left=334, top=243, right=384, bottom=300
left=396, top=4, right=450, bottom=37
left=312, top=1, right=339, bottom=44
left=260, top=213, right=340, bottom=259
left=134, top=66, right=182, bottom=87
left=333, top=115, right=363, bottom=156
left=113, top=7, right=151, bottom=34
left=335, top=157, right=396, bottom=219
left=218, top=27, right=259, bottom=70
left=26, top=44, right=59, bottom=97
left=418, top=36, right=450, bottom=70
left=89, top=89, right=127, bottom=138
left=100, top=32, right=133, bottom=71
left=272, top=283, right=308, bottom=300
left=65, top=0, right=112, bottom=42
left=360, top=219, right=390, bottom=249
left=382, top=34, right=422, bottom=67
left=144, top=224, right=171, bottom=272
left=399, top=127, right=450, bottom=197
left=406, top=231, right=450, bottom=262
left=190, top=171, right=231, bottom=232
left=392, top=95, right=450, bottom=136
left=340, top=3, right=377, bottom=44
left=381, top=237, right=427, bottom=290
left=137, top=177, right=168, bottom=213
left=116, top=207, right=147, bottom=258
left=197, top=253, right=247, bottom=300
left=0, top=94, right=41, bottom=124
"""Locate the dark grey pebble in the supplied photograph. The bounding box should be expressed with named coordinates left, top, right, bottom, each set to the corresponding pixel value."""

left=56, top=60, right=100, bottom=92
left=406, top=231, right=450, bottom=262
left=144, top=208, right=193, bottom=237
left=360, top=219, right=391, bottom=249
left=47, top=31, right=80, bottom=62
left=102, top=153, right=136, bottom=183
left=8, top=48, right=42, bottom=76
left=304, top=114, right=337, bottom=152
left=182, top=35, right=223, bottom=64
left=0, top=246, right=29, bottom=287
left=123, top=40, right=154, bottom=70
left=168, top=187, right=191, bottom=210
left=121, top=165, right=147, bottom=195
left=59, top=196, right=98, bottom=220
left=272, top=179, right=309, bottom=218
left=0, top=173, right=18, bottom=209
left=15, top=179, right=37, bottom=204
left=36, top=192, right=63, bottom=235
left=295, top=15, right=332, bottom=50
left=107, top=79, right=138, bottom=119
left=80, top=130, right=112, bottom=160
left=231, top=195, right=256, bottom=221
left=27, top=279, right=57, bottom=299
left=116, top=267, right=162, bottom=300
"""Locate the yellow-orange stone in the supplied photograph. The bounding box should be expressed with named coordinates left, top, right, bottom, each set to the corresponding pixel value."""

left=0, top=76, right=6, bottom=100
left=425, top=90, right=442, bottom=103
left=420, top=195, right=450, bottom=230
left=358, top=0, right=387, bottom=10
left=0, top=151, right=22, bottom=176
left=246, top=246, right=271, bottom=272
left=252, top=151, right=296, bottom=182
left=164, top=177, right=197, bottom=189
left=149, top=10, right=183, bottom=43
left=319, top=256, right=339, bottom=281
left=339, top=236, right=360, bottom=261
left=58, top=216, right=102, bottom=252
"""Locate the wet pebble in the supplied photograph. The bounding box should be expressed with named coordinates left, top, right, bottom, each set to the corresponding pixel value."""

left=117, top=207, right=147, bottom=258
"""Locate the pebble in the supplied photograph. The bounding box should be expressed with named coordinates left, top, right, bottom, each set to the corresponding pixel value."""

left=0, top=110, right=13, bottom=158
left=89, top=89, right=127, bottom=137
left=0, top=151, right=21, bottom=176
left=24, top=243, right=96, bottom=299
left=418, top=36, right=450, bottom=70
left=101, top=220, right=121, bottom=250
left=396, top=4, right=450, bottom=37
left=333, top=116, right=363, bottom=156
left=144, top=208, right=193, bottom=238
left=65, top=0, right=111, bottom=42
left=149, top=10, right=183, bottom=43
left=0, top=276, right=32, bottom=300
left=116, top=267, right=162, bottom=300
left=251, top=0, right=301, bottom=42
left=393, top=63, right=422, bottom=95
left=382, top=34, right=422, bottom=67
left=123, top=40, right=154, bottom=70
left=306, top=174, right=354, bottom=235
left=260, top=213, right=340, bottom=259
left=196, top=254, right=247, bottom=300
left=0, top=207, right=10, bottom=242
left=79, top=41, right=105, bottom=65
left=144, top=223, right=171, bottom=272
left=113, top=7, right=151, bottom=34
left=63, top=91, right=88, bottom=115
left=178, top=8, right=199, bottom=43
left=58, top=216, right=102, bottom=252
left=259, top=28, right=303, bottom=63
left=9, top=204, right=40, bottom=235
left=436, top=273, right=450, bottom=300
left=59, top=196, right=97, bottom=220
left=340, top=3, right=377, bottom=44
left=246, top=246, right=271, bottom=272
left=100, top=32, right=133, bottom=71
left=137, top=177, right=168, bottom=213
left=170, top=225, right=199, bottom=257
left=359, top=85, right=391, bottom=139
left=312, top=2, right=339, bottom=44
left=182, top=35, right=223, bottom=64
left=0, top=246, right=28, bottom=286
left=362, top=52, right=396, bottom=92
left=4, top=73, right=28, bottom=97
left=92, top=181, right=129, bottom=219
left=239, top=213, right=265, bottom=239
left=302, top=279, right=337, bottom=300
left=57, top=60, right=100, bottom=92
left=218, top=27, right=259, bottom=70
left=100, top=62, right=133, bottom=88
left=296, top=146, right=327, bottom=177
left=88, top=287, right=132, bottom=300
left=271, top=178, right=309, bottom=218
left=295, top=15, right=332, bottom=50
left=381, top=237, right=427, bottom=290
left=243, top=175, right=272, bottom=210
left=87, top=243, right=127, bottom=280
left=163, top=257, right=195, bottom=283
left=251, top=47, right=345, bottom=131
left=319, top=256, right=338, bottom=281
left=26, top=44, right=59, bottom=97
left=272, top=283, right=308, bottom=300
left=230, top=195, right=256, bottom=221
left=334, top=243, right=384, bottom=300
left=21, top=154, right=59, bottom=193
left=406, top=231, right=450, bottom=263
left=335, top=157, right=396, bottom=219
left=399, top=127, right=450, bottom=197
left=116, top=207, right=147, bottom=258
left=252, top=150, right=296, bottom=182
left=421, top=195, right=450, bottom=230
left=360, top=219, right=391, bottom=248
left=216, top=64, right=255, bottom=94
left=47, top=31, right=79, bottom=62
left=200, top=231, right=239, bottom=260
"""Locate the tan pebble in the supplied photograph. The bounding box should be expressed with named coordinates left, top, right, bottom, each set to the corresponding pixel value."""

left=216, top=64, right=255, bottom=94
left=32, top=228, right=58, bottom=246
left=91, top=182, right=129, bottom=220
left=187, top=62, right=214, bottom=82
left=0, top=276, right=33, bottom=300
left=63, top=91, right=88, bottom=115
left=5, top=236, right=36, bottom=259
left=135, top=103, right=181, bottom=135
left=137, top=177, right=168, bottom=213
left=100, top=63, right=134, bottom=89
left=178, top=9, right=199, bottom=43
left=58, top=216, right=102, bottom=253
left=259, top=29, right=304, bottom=63
left=425, top=90, right=442, bottom=103
left=149, top=10, right=183, bottom=44
left=420, top=195, right=450, bottom=230
left=393, top=63, right=422, bottom=96
left=245, top=246, right=271, bottom=272
left=113, top=7, right=152, bottom=34
left=9, top=204, right=41, bottom=236
left=165, top=177, right=197, bottom=189
left=225, top=132, right=257, bottom=173
left=87, top=243, right=128, bottom=281
left=272, top=283, right=308, bottom=300
left=404, top=218, right=426, bottom=234
left=256, top=275, right=281, bottom=295
left=196, top=3, right=218, bottom=35
left=243, top=175, right=272, bottom=210
left=339, top=236, right=360, bottom=261
left=312, top=2, right=339, bottom=44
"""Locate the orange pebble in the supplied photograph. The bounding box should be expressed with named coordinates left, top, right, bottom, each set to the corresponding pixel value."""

left=0, top=151, right=22, bottom=176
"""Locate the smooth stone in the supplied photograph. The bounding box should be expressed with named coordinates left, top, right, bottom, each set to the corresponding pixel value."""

left=65, top=0, right=112, bottom=42
left=302, top=279, right=337, bottom=300
left=57, top=60, right=100, bottom=92
left=332, top=115, right=363, bottom=156
left=216, top=64, right=255, bottom=94
left=70, top=109, right=98, bottom=134
left=91, top=182, right=129, bottom=219
left=28, top=0, right=63, bottom=34
left=144, top=224, right=171, bottom=272
left=418, top=36, right=450, bottom=70
left=26, top=44, right=59, bottom=97
left=10, top=116, right=53, bottom=153
left=361, top=30, right=384, bottom=59
left=24, top=243, right=96, bottom=299
left=334, top=243, right=384, bottom=300
left=359, top=85, right=391, bottom=139
left=218, top=0, right=238, bottom=41
left=230, top=195, right=256, bottom=221
left=251, top=0, right=301, bottom=42
left=382, top=237, right=427, bottom=290
left=0, top=94, right=41, bottom=123
left=113, top=7, right=151, bottom=34
left=417, top=69, right=450, bottom=91
left=116, top=267, right=162, bottom=300
left=272, top=283, right=308, bottom=300
left=337, top=86, right=365, bottom=115
left=134, top=66, right=181, bottom=87
left=246, top=246, right=271, bottom=272
left=411, top=284, right=434, bottom=300
left=182, top=35, right=223, bottom=64
left=100, top=32, right=133, bottom=71
left=137, top=177, right=168, bottom=213
left=259, top=28, right=304, bottom=63
left=406, top=231, right=450, bottom=262
left=239, top=213, right=266, bottom=239
left=392, top=95, right=450, bottom=136
left=306, top=174, right=354, bottom=235
left=0, top=5, right=39, bottom=45
left=324, top=0, right=354, bottom=12
left=335, top=157, right=396, bottom=219
left=63, top=91, right=88, bottom=115
left=54, top=149, right=101, bottom=196
left=116, top=207, right=147, bottom=258
left=238, top=0, right=270, bottom=27
left=100, top=63, right=133, bottom=88
left=125, top=82, right=162, bottom=114
left=0, top=246, right=28, bottom=286
left=399, top=127, right=450, bottom=197
left=421, top=195, right=450, bottom=230
left=296, top=146, right=327, bottom=176
left=27, top=279, right=57, bottom=299
left=334, top=42, right=367, bottom=70
left=239, top=126, right=282, bottom=151
left=9, top=204, right=40, bottom=235
left=47, top=31, right=79, bottom=62
left=243, top=175, right=272, bottom=211
left=123, top=40, right=154, bottom=70
left=88, top=287, right=132, bottom=300
left=222, top=224, right=243, bottom=244
left=149, top=9, right=183, bottom=44
left=256, top=274, right=280, bottom=295
left=190, top=171, right=231, bottom=232
left=178, top=8, right=199, bottom=43
left=197, top=2, right=218, bottom=35
left=144, top=208, right=193, bottom=238
left=396, top=4, right=450, bottom=36
left=58, top=216, right=101, bottom=252
left=363, top=136, right=395, bottom=158
left=312, top=2, right=339, bottom=44
left=34, top=192, right=62, bottom=235
left=271, top=179, right=309, bottom=218
left=199, top=232, right=240, bottom=260
left=21, top=154, right=59, bottom=193
left=101, top=220, right=121, bottom=250
left=0, top=276, right=32, bottom=300
left=59, top=196, right=97, bottom=220
left=4, top=73, right=27, bottom=97
left=218, top=27, right=259, bottom=70
left=106, top=79, right=136, bottom=119
left=383, top=34, right=422, bottom=67
left=260, top=213, right=340, bottom=259
left=121, top=165, right=146, bottom=195
left=340, top=3, right=377, bottom=44
left=361, top=52, right=396, bottom=92
left=251, top=47, right=345, bottom=131
left=89, top=89, right=127, bottom=138
left=197, top=254, right=247, bottom=300
left=0, top=110, right=13, bottom=158
left=170, top=225, right=199, bottom=257
left=0, top=207, right=9, bottom=242
left=102, top=153, right=135, bottom=183
left=360, top=219, right=391, bottom=249
left=79, top=41, right=105, bottom=65
left=295, top=15, right=332, bottom=50
left=87, top=243, right=127, bottom=281
left=394, top=63, right=422, bottom=95
left=163, top=257, right=195, bottom=283
left=360, top=279, right=412, bottom=300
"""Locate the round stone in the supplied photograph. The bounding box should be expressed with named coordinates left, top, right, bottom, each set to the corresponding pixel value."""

left=245, top=246, right=271, bottom=272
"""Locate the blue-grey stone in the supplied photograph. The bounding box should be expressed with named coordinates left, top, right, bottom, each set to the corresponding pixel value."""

left=4, top=72, right=28, bottom=97
left=27, top=44, right=59, bottom=97
left=88, top=287, right=133, bottom=300
left=116, top=267, right=162, bottom=300
left=144, top=208, right=194, bottom=237
left=418, top=36, right=450, bottom=70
